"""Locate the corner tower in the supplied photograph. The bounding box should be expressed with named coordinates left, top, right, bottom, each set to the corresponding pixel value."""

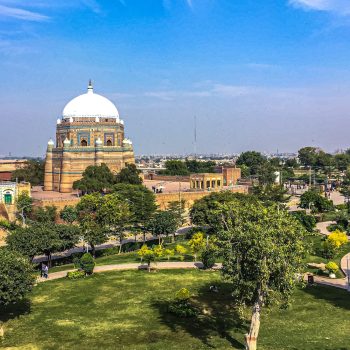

left=44, top=81, right=135, bottom=193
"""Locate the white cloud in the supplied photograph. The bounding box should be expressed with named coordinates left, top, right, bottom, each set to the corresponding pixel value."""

left=289, top=0, right=350, bottom=15
left=0, top=4, right=49, bottom=21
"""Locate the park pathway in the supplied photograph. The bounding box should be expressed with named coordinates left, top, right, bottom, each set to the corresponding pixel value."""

left=37, top=261, right=223, bottom=283
left=311, top=253, right=350, bottom=290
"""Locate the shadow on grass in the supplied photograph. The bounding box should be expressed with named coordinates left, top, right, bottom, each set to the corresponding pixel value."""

left=302, top=284, right=350, bottom=311
left=152, top=282, right=247, bottom=349
left=0, top=299, right=31, bottom=323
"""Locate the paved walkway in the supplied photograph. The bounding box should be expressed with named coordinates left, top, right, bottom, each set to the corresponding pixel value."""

left=37, top=261, right=223, bottom=282
left=316, top=221, right=335, bottom=236
left=311, top=253, right=350, bottom=290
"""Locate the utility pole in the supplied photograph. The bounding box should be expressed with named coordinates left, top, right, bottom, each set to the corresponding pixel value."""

left=194, top=116, right=197, bottom=159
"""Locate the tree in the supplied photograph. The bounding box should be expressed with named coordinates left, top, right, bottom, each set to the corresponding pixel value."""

left=96, top=193, right=131, bottom=253
left=299, top=190, right=333, bottom=212
left=188, top=232, right=205, bottom=261
left=185, top=160, right=216, bottom=173
left=11, top=159, right=44, bottom=186
left=298, top=147, right=318, bottom=167
left=111, top=183, right=157, bottom=240
left=32, top=205, right=57, bottom=223
left=16, top=191, right=33, bottom=225
left=73, top=163, right=115, bottom=194
left=164, top=248, right=174, bottom=261
left=251, top=184, right=290, bottom=204
left=167, top=200, right=187, bottom=227
left=76, top=193, right=109, bottom=257
left=60, top=205, right=78, bottom=224
left=236, top=151, right=267, bottom=175
left=175, top=244, right=187, bottom=261
left=340, top=170, right=350, bottom=209
left=138, top=245, right=163, bottom=272
left=147, top=210, right=178, bottom=244
left=159, top=160, right=189, bottom=176
left=190, top=191, right=256, bottom=229
left=290, top=211, right=316, bottom=233
left=334, top=153, right=350, bottom=171
left=6, top=222, right=75, bottom=267
left=0, top=249, right=35, bottom=305
left=215, top=199, right=306, bottom=350
left=115, top=164, right=142, bottom=185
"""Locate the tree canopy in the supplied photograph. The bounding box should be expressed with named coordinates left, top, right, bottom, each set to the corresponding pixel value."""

left=214, top=198, right=306, bottom=350
left=73, top=163, right=115, bottom=193
left=111, top=183, right=157, bottom=228
left=115, top=164, right=143, bottom=185
left=11, top=159, right=44, bottom=186
left=0, top=249, right=35, bottom=305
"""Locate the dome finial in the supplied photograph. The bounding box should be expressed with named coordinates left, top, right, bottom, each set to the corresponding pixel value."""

left=88, top=79, right=93, bottom=94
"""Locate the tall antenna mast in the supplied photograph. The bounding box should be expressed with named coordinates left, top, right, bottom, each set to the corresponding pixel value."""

left=194, top=115, right=197, bottom=159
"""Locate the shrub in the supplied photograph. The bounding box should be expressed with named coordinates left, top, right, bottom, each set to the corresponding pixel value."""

left=325, top=261, right=339, bottom=274
left=175, top=245, right=187, bottom=261
left=67, top=270, right=85, bottom=279
left=168, top=288, right=197, bottom=318
left=79, top=253, right=95, bottom=275
left=321, top=239, right=337, bottom=259
left=290, top=211, right=316, bottom=233
left=175, top=288, right=191, bottom=301
left=327, top=224, right=344, bottom=233
left=201, top=247, right=216, bottom=269
left=327, top=230, right=348, bottom=248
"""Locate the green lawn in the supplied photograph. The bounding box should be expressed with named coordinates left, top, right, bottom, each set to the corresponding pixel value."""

left=1, top=269, right=350, bottom=350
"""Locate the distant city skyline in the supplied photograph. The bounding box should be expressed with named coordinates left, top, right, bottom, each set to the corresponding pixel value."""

left=1, top=0, right=350, bottom=156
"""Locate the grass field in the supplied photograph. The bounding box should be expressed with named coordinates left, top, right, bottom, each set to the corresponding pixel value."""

left=1, top=269, right=350, bottom=350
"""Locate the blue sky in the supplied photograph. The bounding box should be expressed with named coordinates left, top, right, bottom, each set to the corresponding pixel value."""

left=1, top=0, right=350, bottom=156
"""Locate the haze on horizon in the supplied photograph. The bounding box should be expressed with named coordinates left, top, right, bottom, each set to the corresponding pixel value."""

left=1, top=0, right=350, bottom=157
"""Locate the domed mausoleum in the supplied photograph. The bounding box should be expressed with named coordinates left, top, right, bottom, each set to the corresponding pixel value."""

left=44, top=81, right=135, bottom=193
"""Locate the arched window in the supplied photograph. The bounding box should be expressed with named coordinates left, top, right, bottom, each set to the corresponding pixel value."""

left=106, top=139, right=113, bottom=146
left=81, top=139, right=88, bottom=147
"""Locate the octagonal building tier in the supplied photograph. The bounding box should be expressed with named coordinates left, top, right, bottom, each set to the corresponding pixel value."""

left=44, top=81, right=135, bottom=193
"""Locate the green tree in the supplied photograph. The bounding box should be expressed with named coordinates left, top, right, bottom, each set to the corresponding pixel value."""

left=188, top=232, right=205, bottom=261
left=32, top=205, right=57, bottom=223
left=115, top=164, right=143, bottom=185
left=190, top=191, right=256, bottom=229
left=299, top=190, right=333, bottom=212
left=251, top=184, right=290, bottom=204
left=185, top=159, right=216, bottom=173
left=6, top=223, right=77, bottom=266
left=298, top=147, right=318, bottom=167
left=16, top=191, right=33, bottom=225
left=76, top=193, right=108, bottom=257
left=334, top=153, right=350, bottom=171
left=290, top=211, right=316, bottom=233
left=159, top=160, right=189, bottom=176
left=11, top=159, right=44, bottom=186
left=175, top=244, right=187, bottom=261
left=111, top=183, right=157, bottom=240
left=73, top=163, right=115, bottom=194
left=340, top=170, right=350, bottom=210
left=96, top=193, right=131, bottom=253
left=167, top=200, right=187, bottom=226
left=215, top=199, right=306, bottom=350
left=59, top=205, right=78, bottom=224
left=0, top=249, right=35, bottom=305
left=147, top=210, right=179, bottom=244
left=236, top=151, right=267, bottom=175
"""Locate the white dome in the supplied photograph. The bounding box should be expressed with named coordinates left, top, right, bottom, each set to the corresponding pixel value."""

left=62, top=82, right=119, bottom=119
